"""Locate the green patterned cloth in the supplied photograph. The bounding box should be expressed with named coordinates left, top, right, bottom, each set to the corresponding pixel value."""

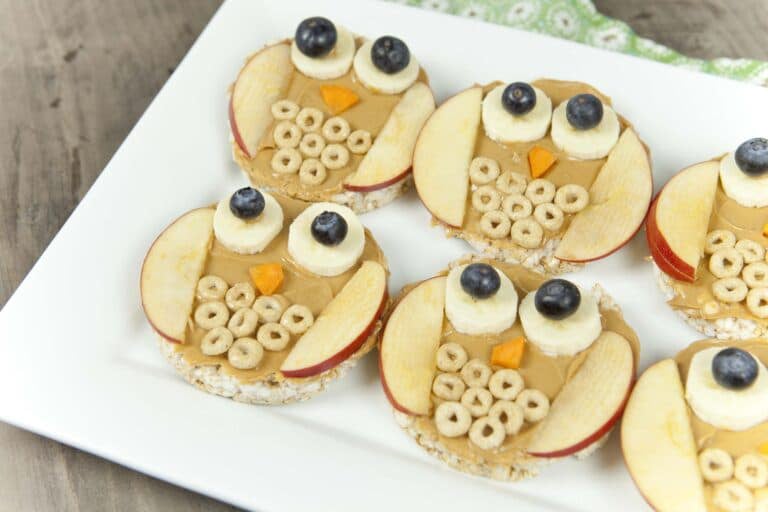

left=386, top=0, right=768, bottom=86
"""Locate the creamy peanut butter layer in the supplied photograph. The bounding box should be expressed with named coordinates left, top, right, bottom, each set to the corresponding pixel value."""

left=234, top=38, right=428, bottom=202
left=172, top=194, right=386, bottom=384
left=446, top=79, right=634, bottom=250
left=410, top=262, right=640, bottom=467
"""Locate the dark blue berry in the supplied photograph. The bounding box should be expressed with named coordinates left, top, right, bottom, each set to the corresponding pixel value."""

left=534, top=279, right=581, bottom=320
left=566, top=94, right=603, bottom=130
left=460, top=263, right=501, bottom=299
left=311, top=211, right=348, bottom=246
left=229, top=187, right=265, bottom=220
left=712, top=347, right=758, bottom=390
left=735, top=138, right=768, bottom=176
left=370, top=36, right=410, bottom=74
left=501, top=82, right=536, bottom=116
left=295, top=17, right=337, bottom=58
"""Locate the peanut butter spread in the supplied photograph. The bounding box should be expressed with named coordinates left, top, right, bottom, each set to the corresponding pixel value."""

left=675, top=339, right=768, bottom=457
left=666, top=170, right=768, bottom=323
left=446, top=79, right=633, bottom=250
left=235, top=39, right=428, bottom=201
left=410, top=261, right=640, bottom=466
left=674, top=339, right=768, bottom=511
left=172, top=194, right=386, bottom=384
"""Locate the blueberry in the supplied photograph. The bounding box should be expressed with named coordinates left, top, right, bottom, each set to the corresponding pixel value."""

left=735, top=138, right=768, bottom=176
left=295, top=17, right=337, bottom=58
left=370, top=36, right=410, bottom=74
left=311, top=211, right=348, bottom=246
left=534, top=279, right=581, bottom=320
left=565, top=94, right=603, bottom=130
left=229, top=187, right=265, bottom=220
left=712, top=347, right=758, bottom=390
left=501, top=82, right=536, bottom=116
left=460, top=263, right=501, bottom=300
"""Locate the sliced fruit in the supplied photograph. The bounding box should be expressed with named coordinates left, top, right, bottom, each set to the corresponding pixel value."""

left=526, top=331, right=634, bottom=457
left=490, top=336, right=526, bottom=369
left=482, top=84, right=552, bottom=144
left=344, top=82, right=435, bottom=192
left=229, top=43, right=293, bottom=158
left=763, top=223, right=768, bottom=238
left=621, top=359, right=707, bottom=512
left=290, top=25, right=355, bottom=80
left=413, top=87, right=483, bottom=228
left=352, top=39, right=420, bottom=95
left=379, top=276, right=447, bottom=415
left=320, top=85, right=359, bottom=115
left=445, top=263, right=517, bottom=336
left=287, top=202, right=365, bottom=277
left=646, top=160, right=720, bottom=282
left=528, top=146, right=556, bottom=178
left=518, top=286, right=601, bottom=357
left=249, top=263, right=284, bottom=295
left=280, top=261, right=387, bottom=378
left=140, top=208, right=215, bottom=344
left=555, top=128, right=652, bottom=263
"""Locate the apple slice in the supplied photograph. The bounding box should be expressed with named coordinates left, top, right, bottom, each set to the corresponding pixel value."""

left=526, top=331, right=634, bottom=457
left=229, top=43, right=292, bottom=158
left=555, top=129, right=652, bottom=263
left=413, top=87, right=483, bottom=228
left=343, top=82, right=435, bottom=192
left=646, top=160, right=720, bottom=282
left=621, top=359, right=707, bottom=512
left=379, top=276, right=447, bottom=416
left=140, top=208, right=215, bottom=344
left=280, top=261, right=387, bottom=378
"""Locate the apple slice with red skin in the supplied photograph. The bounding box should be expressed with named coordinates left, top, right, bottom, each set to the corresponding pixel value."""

left=646, top=160, right=720, bottom=282
left=343, top=82, right=435, bottom=192
left=555, top=128, right=653, bottom=263
left=229, top=43, right=292, bottom=158
left=140, top=208, right=215, bottom=344
left=413, top=87, right=483, bottom=228
left=379, top=276, right=447, bottom=416
left=526, top=331, right=634, bottom=458
left=645, top=199, right=695, bottom=282
left=621, top=359, right=707, bottom=512
left=280, top=261, right=388, bottom=378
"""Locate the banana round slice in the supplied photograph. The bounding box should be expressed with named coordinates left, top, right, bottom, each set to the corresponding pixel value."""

left=352, top=40, right=420, bottom=94
left=291, top=26, right=355, bottom=80
left=481, top=84, right=552, bottom=143
left=720, top=151, right=768, bottom=207
left=445, top=264, right=518, bottom=335
left=518, top=287, right=601, bottom=356
left=685, top=347, right=768, bottom=431
left=550, top=100, right=620, bottom=160
left=213, top=191, right=283, bottom=254
left=288, top=202, right=365, bottom=277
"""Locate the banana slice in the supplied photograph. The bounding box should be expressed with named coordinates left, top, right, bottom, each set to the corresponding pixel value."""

left=518, top=288, right=601, bottom=356
left=213, top=191, right=283, bottom=254
left=685, top=347, right=768, bottom=430
left=352, top=40, right=420, bottom=94
left=720, top=151, right=768, bottom=207
left=444, top=264, right=518, bottom=335
left=290, top=26, right=355, bottom=80
left=287, top=202, right=365, bottom=276
left=481, top=84, right=552, bottom=143
left=550, top=101, right=620, bottom=160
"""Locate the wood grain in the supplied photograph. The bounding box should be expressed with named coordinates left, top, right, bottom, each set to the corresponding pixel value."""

left=0, top=0, right=765, bottom=509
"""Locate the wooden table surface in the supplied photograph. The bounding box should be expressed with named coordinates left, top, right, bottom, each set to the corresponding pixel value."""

left=1, top=0, right=765, bottom=510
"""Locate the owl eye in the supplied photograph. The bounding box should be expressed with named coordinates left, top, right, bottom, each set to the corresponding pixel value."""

left=353, top=36, right=420, bottom=94
left=290, top=18, right=355, bottom=81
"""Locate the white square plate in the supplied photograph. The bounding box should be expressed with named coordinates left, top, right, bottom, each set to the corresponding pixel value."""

left=1, top=0, right=766, bottom=510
